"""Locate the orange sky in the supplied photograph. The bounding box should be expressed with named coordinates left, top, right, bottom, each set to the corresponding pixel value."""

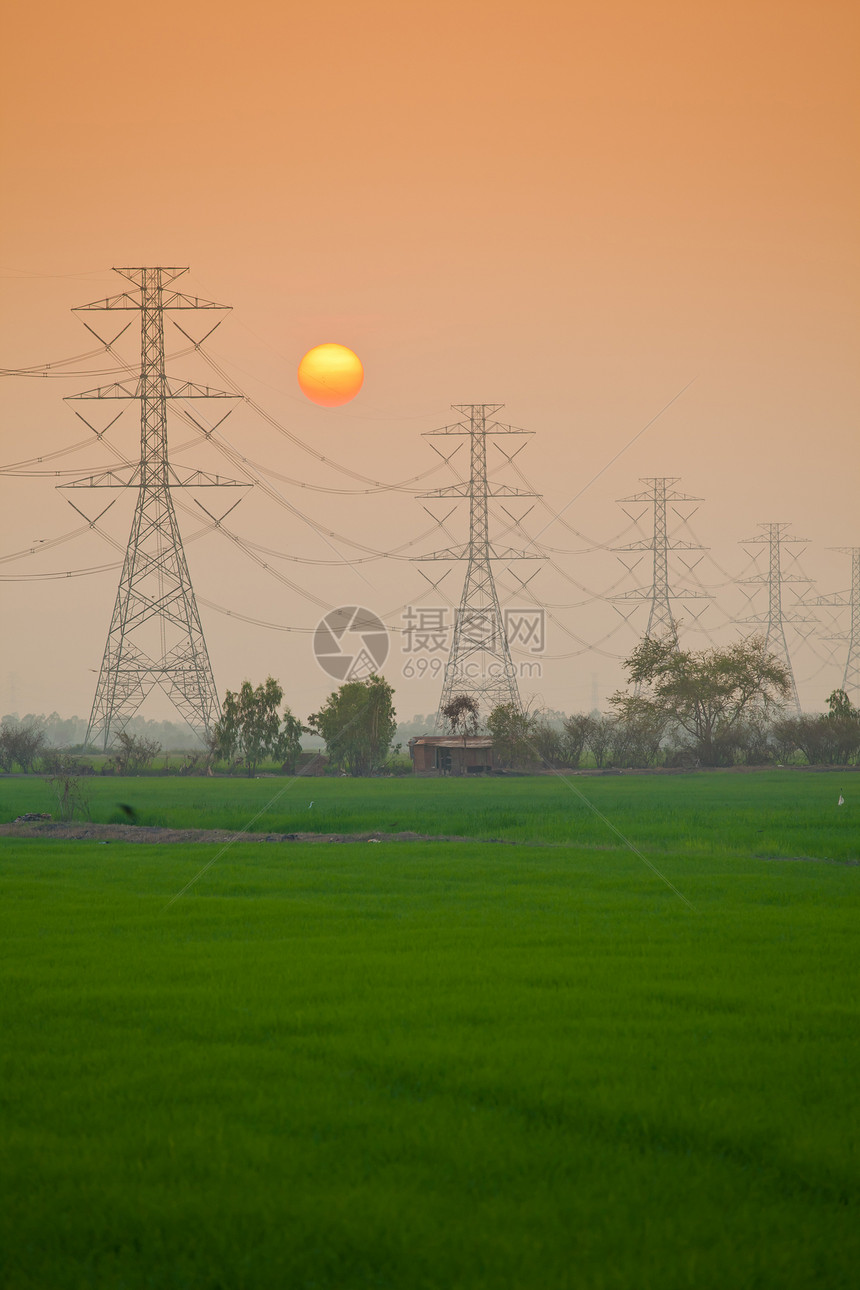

left=1, top=0, right=858, bottom=723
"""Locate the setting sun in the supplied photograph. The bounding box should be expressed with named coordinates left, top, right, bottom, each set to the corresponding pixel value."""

left=297, top=343, right=364, bottom=407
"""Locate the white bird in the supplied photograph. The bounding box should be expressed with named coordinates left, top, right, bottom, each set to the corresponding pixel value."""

left=838, top=794, right=845, bottom=806
left=308, top=801, right=314, bottom=809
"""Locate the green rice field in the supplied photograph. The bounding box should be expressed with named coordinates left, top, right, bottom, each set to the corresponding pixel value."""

left=1, top=772, right=858, bottom=1288
left=2, top=767, right=859, bottom=858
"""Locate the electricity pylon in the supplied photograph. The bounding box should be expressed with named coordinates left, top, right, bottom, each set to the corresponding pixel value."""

left=817, top=547, right=860, bottom=704
left=61, top=267, right=246, bottom=749
left=611, top=477, right=710, bottom=642
left=416, top=404, right=541, bottom=727
left=738, top=522, right=816, bottom=713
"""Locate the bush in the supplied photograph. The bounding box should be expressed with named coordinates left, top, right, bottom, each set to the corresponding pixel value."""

left=773, top=714, right=860, bottom=766
left=561, top=714, right=595, bottom=768
left=41, top=751, right=91, bottom=821
left=608, top=708, right=666, bottom=768
left=530, top=719, right=566, bottom=768
left=111, top=732, right=162, bottom=776
left=0, top=719, right=47, bottom=773
left=585, top=714, right=615, bottom=768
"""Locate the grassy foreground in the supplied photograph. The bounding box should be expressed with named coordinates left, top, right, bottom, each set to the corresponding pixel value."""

left=1, top=826, right=858, bottom=1289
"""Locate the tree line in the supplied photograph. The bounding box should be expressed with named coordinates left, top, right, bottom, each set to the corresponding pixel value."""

left=0, top=674, right=399, bottom=779
left=0, top=711, right=208, bottom=751
left=2, top=636, right=859, bottom=781
left=485, top=637, right=860, bottom=769
left=196, top=673, right=400, bottom=778
left=207, top=638, right=860, bottom=774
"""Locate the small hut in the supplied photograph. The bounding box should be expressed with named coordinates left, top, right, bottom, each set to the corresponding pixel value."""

left=408, top=735, right=494, bottom=775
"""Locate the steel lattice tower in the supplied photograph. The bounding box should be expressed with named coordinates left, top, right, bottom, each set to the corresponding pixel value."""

left=839, top=548, right=860, bottom=700
left=61, top=267, right=244, bottom=749
left=416, top=404, right=541, bottom=727
left=739, top=522, right=815, bottom=714
left=819, top=547, right=860, bottom=703
left=612, top=477, right=710, bottom=642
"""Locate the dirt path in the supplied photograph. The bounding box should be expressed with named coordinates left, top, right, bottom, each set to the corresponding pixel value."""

left=2, top=820, right=856, bottom=863
left=0, top=820, right=498, bottom=846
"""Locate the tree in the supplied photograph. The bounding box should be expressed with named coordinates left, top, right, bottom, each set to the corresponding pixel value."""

left=306, top=674, right=397, bottom=776
left=277, top=710, right=305, bottom=773
left=613, top=634, right=791, bottom=767
left=214, top=678, right=304, bottom=777
left=486, top=703, right=538, bottom=768
left=823, top=690, right=860, bottom=763
left=826, top=689, right=858, bottom=720
left=441, top=695, right=479, bottom=743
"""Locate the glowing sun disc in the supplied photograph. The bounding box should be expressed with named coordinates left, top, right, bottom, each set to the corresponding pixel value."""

left=298, top=343, right=364, bottom=407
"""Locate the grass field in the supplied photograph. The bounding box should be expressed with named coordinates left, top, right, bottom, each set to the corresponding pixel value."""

left=2, top=767, right=859, bottom=859
left=1, top=775, right=858, bottom=1288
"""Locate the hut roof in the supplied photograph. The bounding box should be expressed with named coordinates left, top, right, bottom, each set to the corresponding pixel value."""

left=409, top=736, right=493, bottom=749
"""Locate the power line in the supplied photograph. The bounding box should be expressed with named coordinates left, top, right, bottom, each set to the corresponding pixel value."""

left=499, top=455, right=645, bottom=553
left=175, top=320, right=462, bottom=493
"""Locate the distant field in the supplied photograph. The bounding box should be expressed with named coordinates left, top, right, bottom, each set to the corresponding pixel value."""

left=1, top=778, right=858, bottom=1287
left=1, top=767, right=858, bottom=860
